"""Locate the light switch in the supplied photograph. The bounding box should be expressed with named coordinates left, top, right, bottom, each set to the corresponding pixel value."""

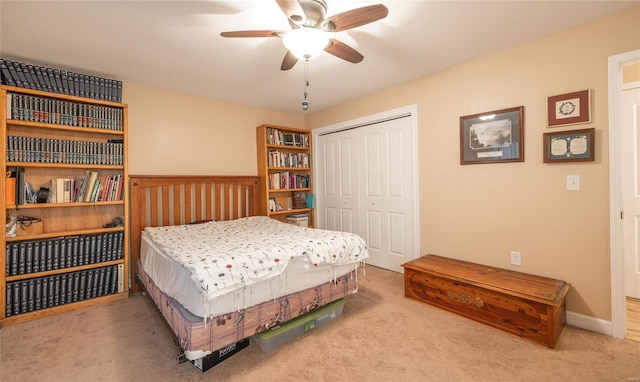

left=566, top=175, right=580, bottom=191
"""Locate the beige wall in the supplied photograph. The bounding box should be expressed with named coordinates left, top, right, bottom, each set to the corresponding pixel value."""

left=122, top=8, right=639, bottom=320
left=305, top=7, right=640, bottom=320
left=124, top=83, right=304, bottom=175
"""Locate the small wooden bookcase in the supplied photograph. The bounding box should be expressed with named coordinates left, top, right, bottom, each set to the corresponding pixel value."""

left=256, top=124, right=313, bottom=227
left=403, top=255, right=570, bottom=348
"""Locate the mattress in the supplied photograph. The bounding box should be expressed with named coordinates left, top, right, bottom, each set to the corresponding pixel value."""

left=138, top=258, right=358, bottom=360
left=140, top=216, right=368, bottom=318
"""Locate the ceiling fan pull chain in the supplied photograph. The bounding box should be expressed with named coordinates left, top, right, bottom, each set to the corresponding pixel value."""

left=302, top=60, right=310, bottom=110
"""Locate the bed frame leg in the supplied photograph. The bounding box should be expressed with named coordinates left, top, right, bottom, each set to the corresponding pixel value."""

left=177, top=353, right=188, bottom=364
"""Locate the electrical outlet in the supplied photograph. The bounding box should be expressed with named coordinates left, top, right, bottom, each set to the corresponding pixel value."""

left=510, top=251, right=522, bottom=266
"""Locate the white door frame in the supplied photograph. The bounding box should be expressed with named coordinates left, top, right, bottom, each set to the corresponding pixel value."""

left=608, top=49, right=640, bottom=339
left=312, top=104, right=421, bottom=263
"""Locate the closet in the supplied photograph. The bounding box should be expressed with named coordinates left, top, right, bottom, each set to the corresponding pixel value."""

left=314, top=108, right=419, bottom=272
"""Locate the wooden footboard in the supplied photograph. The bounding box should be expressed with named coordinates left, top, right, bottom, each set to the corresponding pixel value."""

left=128, top=175, right=260, bottom=292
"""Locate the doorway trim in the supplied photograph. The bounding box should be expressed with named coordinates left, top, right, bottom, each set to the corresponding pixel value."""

left=312, top=104, right=421, bottom=262
left=609, top=49, right=640, bottom=339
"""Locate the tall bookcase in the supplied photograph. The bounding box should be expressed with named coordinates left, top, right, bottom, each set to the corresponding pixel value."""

left=0, top=85, right=129, bottom=326
left=256, top=124, right=313, bottom=226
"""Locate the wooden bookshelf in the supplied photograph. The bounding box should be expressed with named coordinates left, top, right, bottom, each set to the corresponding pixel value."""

left=0, top=85, right=129, bottom=326
left=256, top=124, right=313, bottom=227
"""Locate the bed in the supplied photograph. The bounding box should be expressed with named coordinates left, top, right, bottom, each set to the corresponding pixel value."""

left=129, top=175, right=367, bottom=363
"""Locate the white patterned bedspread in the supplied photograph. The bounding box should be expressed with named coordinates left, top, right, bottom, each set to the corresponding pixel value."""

left=143, top=216, right=368, bottom=300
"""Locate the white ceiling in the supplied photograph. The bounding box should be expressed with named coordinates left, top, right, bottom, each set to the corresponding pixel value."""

left=1, top=1, right=638, bottom=114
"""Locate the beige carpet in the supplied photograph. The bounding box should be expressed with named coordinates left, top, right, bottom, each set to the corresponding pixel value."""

left=1, top=265, right=639, bottom=382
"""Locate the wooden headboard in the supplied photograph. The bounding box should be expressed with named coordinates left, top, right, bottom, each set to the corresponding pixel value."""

left=128, top=175, right=260, bottom=292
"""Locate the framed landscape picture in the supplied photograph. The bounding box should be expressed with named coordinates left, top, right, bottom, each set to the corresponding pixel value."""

left=460, top=106, right=524, bottom=165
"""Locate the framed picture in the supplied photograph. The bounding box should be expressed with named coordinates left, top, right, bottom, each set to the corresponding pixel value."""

left=460, top=106, right=524, bottom=165
left=543, top=128, right=595, bottom=163
left=547, top=89, right=591, bottom=127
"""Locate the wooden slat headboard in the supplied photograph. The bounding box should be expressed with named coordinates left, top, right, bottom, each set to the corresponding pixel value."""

left=128, top=175, right=260, bottom=293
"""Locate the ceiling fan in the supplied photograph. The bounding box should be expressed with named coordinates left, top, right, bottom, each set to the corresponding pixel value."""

left=220, top=0, right=388, bottom=70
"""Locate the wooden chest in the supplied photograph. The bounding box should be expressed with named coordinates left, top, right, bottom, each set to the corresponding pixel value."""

left=403, top=255, right=570, bottom=348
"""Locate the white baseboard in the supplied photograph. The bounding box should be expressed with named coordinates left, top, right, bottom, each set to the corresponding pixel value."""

left=566, top=310, right=612, bottom=336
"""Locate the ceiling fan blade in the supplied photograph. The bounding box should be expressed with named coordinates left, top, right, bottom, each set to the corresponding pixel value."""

left=323, top=4, right=388, bottom=32
left=220, top=30, right=282, bottom=38
left=281, top=50, right=299, bottom=71
left=324, top=39, right=364, bottom=64
left=276, top=0, right=306, bottom=25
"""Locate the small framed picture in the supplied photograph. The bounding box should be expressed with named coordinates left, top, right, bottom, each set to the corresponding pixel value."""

left=460, top=106, right=524, bottom=165
left=547, top=89, right=591, bottom=127
left=543, top=128, right=595, bottom=163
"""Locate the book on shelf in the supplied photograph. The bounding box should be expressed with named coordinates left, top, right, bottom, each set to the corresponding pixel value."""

left=27, top=279, right=35, bottom=312
left=286, top=213, right=309, bottom=227
left=282, top=133, right=295, bottom=146
left=17, top=242, right=26, bottom=275
left=65, top=274, right=74, bottom=304
left=12, top=282, right=20, bottom=315
left=5, top=244, right=11, bottom=276
left=20, top=281, right=27, bottom=313
left=85, top=270, right=94, bottom=299
left=63, top=178, right=73, bottom=203
left=5, top=283, right=12, bottom=317
left=24, top=241, right=34, bottom=274
left=52, top=275, right=60, bottom=306
left=14, top=63, right=30, bottom=90
left=60, top=70, right=69, bottom=95
left=35, top=65, right=51, bottom=93
left=6, top=60, right=22, bottom=88
left=44, top=67, right=57, bottom=93
left=34, top=279, right=42, bottom=310
left=0, top=58, right=124, bottom=102
left=84, top=171, right=99, bottom=202
left=14, top=167, right=25, bottom=205
left=59, top=275, right=67, bottom=305
left=117, top=264, right=124, bottom=293
left=26, top=64, right=42, bottom=91
left=103, top=266, right=112, bottom=296
left=0, top=59, right=16, bottom=87
left=10, top=242, right=18, bottom=276
left=42, top=276, right=52, bottom=308
left=32, top=242, right=41, bottom=273
left=46, top=277, right=54, bottom=307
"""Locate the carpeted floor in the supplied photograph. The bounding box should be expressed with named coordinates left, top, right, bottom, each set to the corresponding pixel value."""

left=1, top=265, right=639, bottom=382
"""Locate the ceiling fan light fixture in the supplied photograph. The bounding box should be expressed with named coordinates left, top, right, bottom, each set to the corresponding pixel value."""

left=283, top=27, right=329, bottom=60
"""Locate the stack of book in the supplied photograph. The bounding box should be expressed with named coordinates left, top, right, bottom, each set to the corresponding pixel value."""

left=0, top=58, right=122, bottom=102
left=286, top=213, right=309, bottom=227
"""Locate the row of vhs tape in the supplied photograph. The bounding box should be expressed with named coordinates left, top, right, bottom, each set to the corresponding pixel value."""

left=5, top=264, right=124, bottom=317
left=6, top=232, right=124, bottom=277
